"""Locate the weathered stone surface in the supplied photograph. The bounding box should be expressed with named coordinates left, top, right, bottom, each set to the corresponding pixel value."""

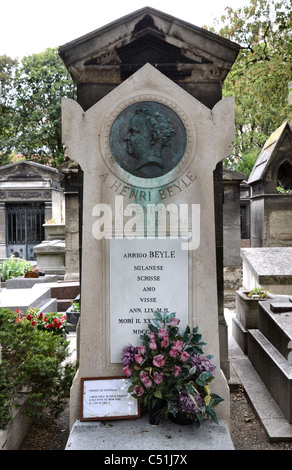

left=62, top=63, right=235, bottom=428
left=65, top=416, right=234, bottom=450
left=242, top=247, right=292, bottom=294
left=6, top=274, right=58, bottom=289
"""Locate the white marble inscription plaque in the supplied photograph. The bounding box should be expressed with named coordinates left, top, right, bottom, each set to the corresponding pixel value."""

left=110, top=238, right=188, bottom=363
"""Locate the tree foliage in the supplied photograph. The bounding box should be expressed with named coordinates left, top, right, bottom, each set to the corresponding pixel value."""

left=213, top=0, right=292, bottom=177
left=0, top=48, right=76, bottom=167
left=0, top=55, right=19, bottom=165
left=0, top=2, right=291, bottom=174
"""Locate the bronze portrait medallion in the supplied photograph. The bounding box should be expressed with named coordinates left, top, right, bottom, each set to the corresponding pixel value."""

left=109, top=101, right=187, bottom=178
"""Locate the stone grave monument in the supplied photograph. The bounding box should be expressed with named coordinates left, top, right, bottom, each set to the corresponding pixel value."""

left=62, top=62, right=235, bottom=430
left=59, top=7, right=241, bottom=383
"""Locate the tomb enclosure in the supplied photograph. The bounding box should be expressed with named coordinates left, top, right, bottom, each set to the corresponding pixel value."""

left=63, top=63, right=235, bottom=426
left=59, top=8, right=240, bottom=428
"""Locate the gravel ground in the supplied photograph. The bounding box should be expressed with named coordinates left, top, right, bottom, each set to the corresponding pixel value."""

left=17, top=385, right=292, bottom=451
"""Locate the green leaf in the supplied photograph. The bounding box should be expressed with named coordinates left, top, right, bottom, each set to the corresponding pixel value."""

left=148, top=323, right=158, bottom=333
left=189, top=366, right=197, bottom=375
left=151, top=319, right=159, bottom=328
left=199, top=371, right=212, bottom=381
left=196, top=411, right=203, bottom=424
left=196, top=371, right=212, bottom=386
left=183, top=325, right=190, bottom=341
left=206, top=406, right=218, bottom=424
left=210, top=394, right=224, bottom=406
left=154, top=390, right=162, bottom=399
left=167, top=312, right=176, bottom=322
left=185, top=383, right=195, bottom=394
left=154, top=310, right=162, bottom=322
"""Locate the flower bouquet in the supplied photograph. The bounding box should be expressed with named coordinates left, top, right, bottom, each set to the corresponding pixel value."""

left=121, top=311, right=223, bottom=425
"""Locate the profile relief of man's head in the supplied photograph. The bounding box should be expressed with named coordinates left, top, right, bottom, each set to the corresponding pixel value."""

left=124, top=105, right=175, bottom=171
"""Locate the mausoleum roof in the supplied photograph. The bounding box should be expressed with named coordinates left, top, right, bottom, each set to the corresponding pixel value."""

left=248, top=121, right=292, bottom=185
left=59, top=6, right=240, bottom=85
left=0, top=160, right=63, bottom=181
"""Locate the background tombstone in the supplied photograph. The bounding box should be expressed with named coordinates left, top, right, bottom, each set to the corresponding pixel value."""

left=0, top=161, right=64, bottom=261
left=248, top=121, right=292, bottom=247
left=62, top=62, right=235, bottom=427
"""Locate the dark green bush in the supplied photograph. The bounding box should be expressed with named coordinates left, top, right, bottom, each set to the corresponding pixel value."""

left=0, top=308, right=77, bottom=429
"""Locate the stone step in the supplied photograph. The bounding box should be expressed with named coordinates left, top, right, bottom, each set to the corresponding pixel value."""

left=38, top=297, right=58, bottom=314
left=50, top=281, right=80, bottom=300
left=258, top=301, right=292, bottom=361
left=248, top=328, right=292, bottom=423
left=65, top=416, right=234, bottom=450
left=0, top=285, right=52, bottom=312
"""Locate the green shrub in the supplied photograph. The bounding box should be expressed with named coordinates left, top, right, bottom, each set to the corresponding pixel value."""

left=0, top=308, right=77, bottom=429
left=0, top=256, right=33, bottom=281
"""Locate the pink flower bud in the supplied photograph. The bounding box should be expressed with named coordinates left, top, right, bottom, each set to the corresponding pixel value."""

left=169, top=347, right=179, bottom=358
left=153, top=371, right=164, bottom=384
left=180, top=351, right=190, bottom=362
left=173, top=365, right=181, bottom=377
left=158, top=328, right=168, bottom=338
left=134, top=385, right=144, bottom=396
left=134, top=354, right=143, bottom=364
left=153, top=354, right=165, bottom=368
left=137, top=345, right=146, bottom=355
left=123, top=365, right=132, bottom=377
left=173, top=340, right=183, bottom=350
left=161, top=336, right=169, bottom=348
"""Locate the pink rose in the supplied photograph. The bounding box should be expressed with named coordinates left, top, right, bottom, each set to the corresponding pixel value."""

left=172, top=340, right=183, bottom=350
left=134, top=385, right=144, bottom=396
left=134, top=354, right=143, bottom=364
left=153, top=371, right=164, bottom=384
left=180, top=351, right=190, bottom=362
left=161, top=336, right=169, bottom=348
left=169, top=317, right=180, bottom=327
left=143, top=377, right=153, bottom=388
left=169, top=347, right=180, bottom=358
left=153, top=354, right=165, bottom=368
left=158, top=328, right=168, bottom=338
left=149, top=340, right=157, bottom=350
left=149, top=332, right=156, bottom=340
left=173, top=365, right=181, bottom=377
left=140, top=371, right=152, bottom=388
left=123, top=365, right=132, bottom=377
left=137, top=345, right=145, bottom=355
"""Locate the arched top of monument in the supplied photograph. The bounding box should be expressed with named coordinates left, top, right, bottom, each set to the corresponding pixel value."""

left=59, top=6, right=240, bottom=87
